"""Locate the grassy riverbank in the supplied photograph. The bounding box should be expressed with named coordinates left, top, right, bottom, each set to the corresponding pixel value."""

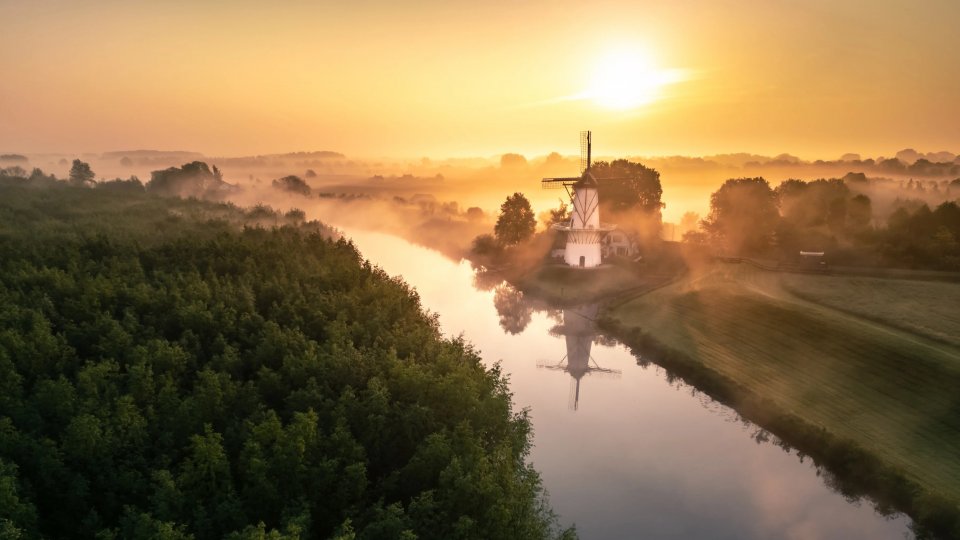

left=599, top=262, right=960, bottom=537
left=512, top=263, right=674, bottom=306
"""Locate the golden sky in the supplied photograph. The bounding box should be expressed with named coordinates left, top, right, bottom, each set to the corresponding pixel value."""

left=1, top=0, right=958, bottom=159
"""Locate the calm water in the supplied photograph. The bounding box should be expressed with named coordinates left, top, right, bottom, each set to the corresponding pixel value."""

left=342, top=228, right=913, bottom=540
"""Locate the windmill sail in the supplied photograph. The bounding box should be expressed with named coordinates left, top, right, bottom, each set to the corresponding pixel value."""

left=580, top=130, right=591, bottom=173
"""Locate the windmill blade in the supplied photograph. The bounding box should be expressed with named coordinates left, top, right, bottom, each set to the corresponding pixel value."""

left=541, top=177, right=579, bottom=189
left=580, top=130, right=591, bottom=173
left=536, top=355, right=568, bottom=369
left=592, top=176, right=634, bottom=181
left=588, top=356, right=622, bottom=377
left=585, top=369, right=622, bottom=379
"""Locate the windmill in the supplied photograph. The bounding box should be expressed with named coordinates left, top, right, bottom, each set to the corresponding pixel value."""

left=542, top=131, right=617, bottom=268
left=537, top=304, right=621, bottom=410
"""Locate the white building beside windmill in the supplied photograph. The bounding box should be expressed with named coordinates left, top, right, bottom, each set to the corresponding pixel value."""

left=543, top=131, right=618, bottom=268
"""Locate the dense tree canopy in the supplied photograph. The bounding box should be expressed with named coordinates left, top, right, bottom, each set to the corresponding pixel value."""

left=494, top=193, right=536, bottom=246
left=880, top=201, right=960, bottom=269
left=702, top=178, right=779, bottom=254
left=147, top=162, right=232, bottom=199
left=591, top=159, right=663, bottom=215
left=0, top=181, right=571, bottom=540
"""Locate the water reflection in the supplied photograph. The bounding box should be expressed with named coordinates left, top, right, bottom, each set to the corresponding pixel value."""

left=538, top=304, right=621, bottom=410
left=493, top=284, right=533, bottom=334
left=338, top=228, right=913, bottom=540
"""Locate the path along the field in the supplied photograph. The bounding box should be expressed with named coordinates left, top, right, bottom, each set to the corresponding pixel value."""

left=607, top=262, right=960, bottom=504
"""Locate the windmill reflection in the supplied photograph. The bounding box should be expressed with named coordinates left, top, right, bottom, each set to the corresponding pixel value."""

left=539, top=304, right=621, bottom=410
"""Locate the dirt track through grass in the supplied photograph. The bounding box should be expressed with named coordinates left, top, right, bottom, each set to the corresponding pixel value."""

left=607, top=262, right=960, bottom=504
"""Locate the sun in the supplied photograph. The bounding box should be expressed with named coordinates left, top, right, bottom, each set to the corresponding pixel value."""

left=584, top=49, right=683, bottom=110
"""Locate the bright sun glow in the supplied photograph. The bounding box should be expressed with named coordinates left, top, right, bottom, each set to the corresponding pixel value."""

left=584, top=50, right=684, bottom=110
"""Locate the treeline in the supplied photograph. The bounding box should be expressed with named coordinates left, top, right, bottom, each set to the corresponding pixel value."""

left=691, top=177, right=960, bottom=270
left=0, top=180, right=573, bottom=539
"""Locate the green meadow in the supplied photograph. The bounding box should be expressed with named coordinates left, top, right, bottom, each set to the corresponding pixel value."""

left=604, top=263, right=960, bottom=533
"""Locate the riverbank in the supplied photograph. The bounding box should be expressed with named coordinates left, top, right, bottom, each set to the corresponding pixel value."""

left=511, top=262, right=678, bottom=306
left=597, top=262, right=960, bottom=538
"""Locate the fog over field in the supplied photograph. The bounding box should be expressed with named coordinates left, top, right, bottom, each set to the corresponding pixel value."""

left=7, top=145, right=958, bottom=229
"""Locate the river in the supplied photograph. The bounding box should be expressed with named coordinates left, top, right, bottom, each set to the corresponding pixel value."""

left=342, top=228, right=913, bottom=539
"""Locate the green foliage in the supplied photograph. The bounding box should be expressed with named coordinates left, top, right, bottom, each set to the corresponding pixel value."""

left=591, top=159, right=663, bottom=215
left=0, top=181, right=569, bottom=540
left=69, top=159, right=96, bottom=187
left=878, top=201, right=960, bottom=270
left=703, top=178, right=779, bottom=254
left=147, top=162, right=232, bottom=198
left=97, top=177, right=145, bottom=194
left=494, top=193, right=536, bottom=246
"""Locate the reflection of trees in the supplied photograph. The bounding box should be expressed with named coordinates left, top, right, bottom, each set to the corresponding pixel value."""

left=493, top=284, right=532, bottom=335
left=592, top=334, right=619, bottom=347
left=472, top=264, right=504, bottom=291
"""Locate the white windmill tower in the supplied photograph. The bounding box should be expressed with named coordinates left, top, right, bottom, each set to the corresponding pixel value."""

left=537, top=304, right=621, bottom=410
left=542, top=131, right=618, bottom=268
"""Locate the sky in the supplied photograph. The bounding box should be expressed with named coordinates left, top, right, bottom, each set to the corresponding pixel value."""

left=1, top=0, right=958, bottom=159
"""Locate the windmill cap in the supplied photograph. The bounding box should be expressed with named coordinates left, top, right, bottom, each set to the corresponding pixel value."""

left=576, top=171, right=598, bottom=187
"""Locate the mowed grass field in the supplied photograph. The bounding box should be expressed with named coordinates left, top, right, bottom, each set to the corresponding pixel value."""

left=606, top=263, right=960, bottom=505
left=780, top=274, right=960, bottom=348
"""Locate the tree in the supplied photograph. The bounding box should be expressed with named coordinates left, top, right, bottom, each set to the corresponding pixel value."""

left=0, top=166, right=27, bottom=179
left=848, top=194, right=872, bottom=231
left=493, top=284, right=532, bottom=335
left=69, top=159, right=95, bottom=186
left=590, top=159, right=663, bottom=246
left=679, top=212, right=700, bottom=235
left=702, top=177, right=779, bottom=254
left=539, top=198, right=569, bottom=228
left=591, top=159, right=663, bottom=214
left=494, top=193, right=536, bottom=246
left=499, top=153, right=528, bottom=169
left=270, top=175, right=311, bottom=196
left=147, top=161, right=231, bottom=198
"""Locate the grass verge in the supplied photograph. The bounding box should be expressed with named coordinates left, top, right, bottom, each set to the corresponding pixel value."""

left=600, top=263, right=960, bottom=538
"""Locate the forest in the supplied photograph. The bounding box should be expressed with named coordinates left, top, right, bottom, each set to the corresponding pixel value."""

left=0, top=177, right=573, bottom=539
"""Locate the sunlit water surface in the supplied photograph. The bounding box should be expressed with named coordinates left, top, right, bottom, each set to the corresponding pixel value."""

left=340, top=228, right=912, bottom=540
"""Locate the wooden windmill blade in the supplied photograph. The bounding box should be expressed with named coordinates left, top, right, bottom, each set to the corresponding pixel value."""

left=580, top=130, right=591, bottom=173
left=536, top=355, right=568, bottom=370
left=541, top=177, right=579, bottom=189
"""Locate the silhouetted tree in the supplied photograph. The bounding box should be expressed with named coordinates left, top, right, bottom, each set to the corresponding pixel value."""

left=500, top=153, right=528, bottom=169
left=848, top=194, right=872, bottom=230
left=69, top=159, right=95, bottom=186
left=271, top=175, right=311, bottom=196
left=494, top=193, right=536, bottom=246
left=147, top=161, right=231, bottom=198
left=0, top=166, right=27, bottom=178
left=466, top=207, right=485, bottom=222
